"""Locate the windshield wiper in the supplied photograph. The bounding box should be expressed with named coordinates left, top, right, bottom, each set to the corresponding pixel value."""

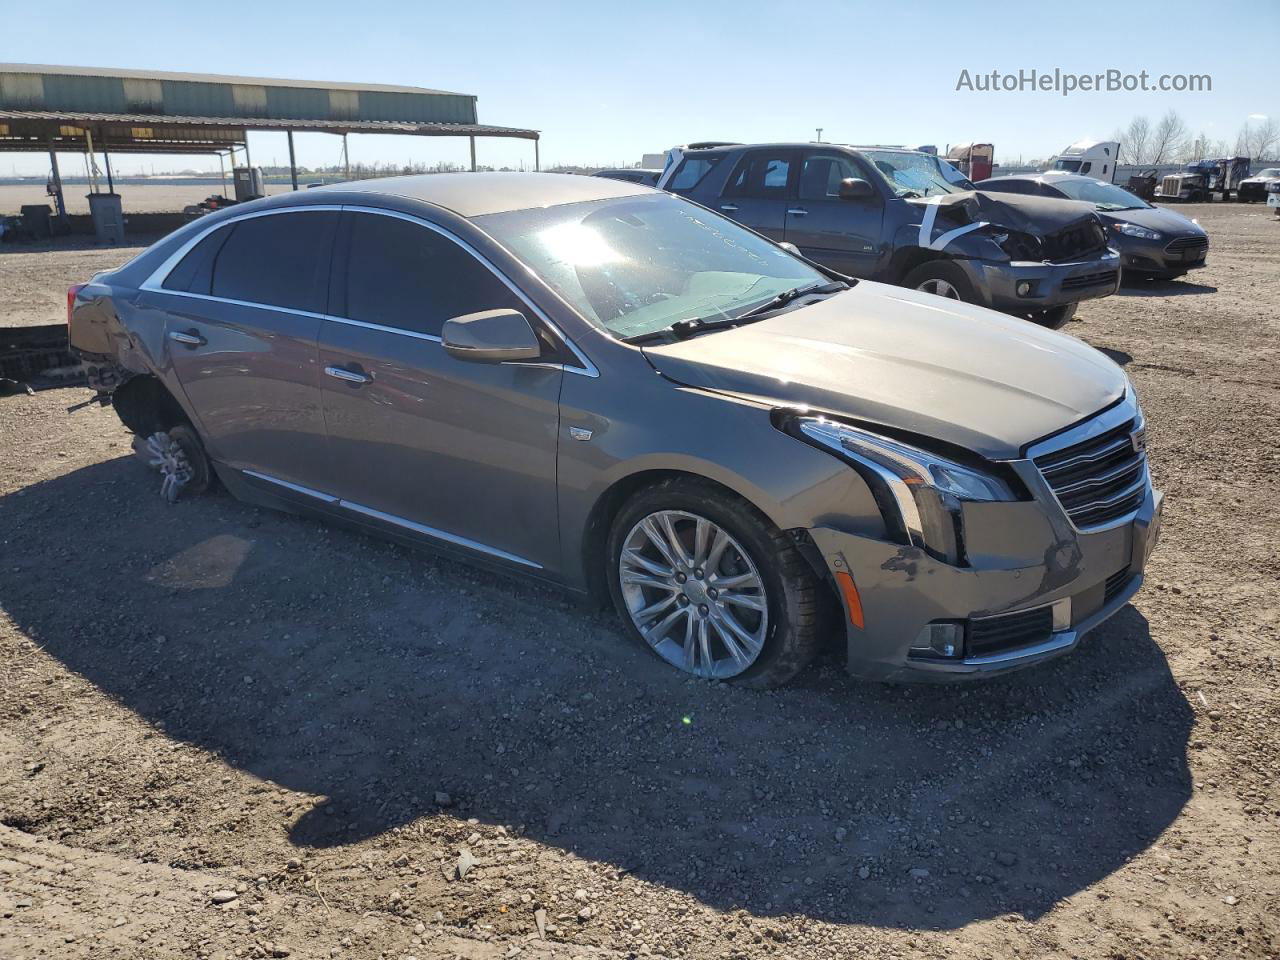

left=732, top=280, right=849, bottom=321
left=621, top=281, right=848, bottom=344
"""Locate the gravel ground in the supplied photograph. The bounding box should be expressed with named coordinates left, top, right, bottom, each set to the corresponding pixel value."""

left=1, top=202, right=1277, bottom=959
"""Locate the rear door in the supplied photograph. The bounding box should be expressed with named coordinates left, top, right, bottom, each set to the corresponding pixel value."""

left=784, top=150, right=885, bottom=277
left=148, top=208, right=338, bottom=489
left=317, top=210, right=564, bottom=573
left=716, top=149, right=797, bottom=241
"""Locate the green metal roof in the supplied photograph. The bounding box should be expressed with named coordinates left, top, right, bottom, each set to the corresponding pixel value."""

left=0, top=63, right=478, bottom=125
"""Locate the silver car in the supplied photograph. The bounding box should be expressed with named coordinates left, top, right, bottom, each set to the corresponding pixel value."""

left=69, top=173, right=1163, bottom=687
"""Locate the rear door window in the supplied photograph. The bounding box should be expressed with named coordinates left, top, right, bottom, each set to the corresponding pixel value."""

left=162, top=224, right=233, bottom=295
left=723, top=150, right=797, bottom=199
left=209, top=211, right=338, bottom=313
left=339, top=213, right=524, bottom=339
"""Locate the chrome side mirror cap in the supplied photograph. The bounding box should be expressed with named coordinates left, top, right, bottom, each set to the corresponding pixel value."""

left=442, top=309, right=541, bottom=363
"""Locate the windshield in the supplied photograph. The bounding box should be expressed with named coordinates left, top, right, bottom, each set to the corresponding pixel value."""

left=1051, top=178, right=1150, bottom=210
left=1054, top=159, right=1083, bottom=172
left=474, top=193, right=825, bottom=340
left=1255, top=168, right=1280, bottom=178
left=859, top=150, right=974, bottom=197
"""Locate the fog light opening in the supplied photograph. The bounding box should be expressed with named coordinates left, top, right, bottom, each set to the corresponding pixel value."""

left=910, top=622, right=965, bottom=659
left=1016, top=280, right=1034, bottom=297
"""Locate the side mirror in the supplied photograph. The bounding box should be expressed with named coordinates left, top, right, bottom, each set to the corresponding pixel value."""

left=777, top=241, right=801, bottom=256
left=442, top=309, right=541, bottom=363
left=838, top=177, right=875, bottom=200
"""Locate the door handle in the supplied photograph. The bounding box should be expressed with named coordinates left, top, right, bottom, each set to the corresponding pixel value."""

left=787, top=208, right=808, bottom=216
left=719, top=204, right=739, bottom=212
left=325, top=365, right=371, bottom=385
left=169, top=329, right=206, bottom=347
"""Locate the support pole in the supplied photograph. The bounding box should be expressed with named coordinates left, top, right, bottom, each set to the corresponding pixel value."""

left=243, top=134, right=252, bottom=171
left=534, top=137, right=540, bottom=172
left=103, top=144, right=114, bottom=194
left=218, top=151, right=228, bottom=198
left=469, top=135, right=477, bottom=172
left=287, top=130, right=298, bottom=190
left=342, top=133, right=350, bottom=181
left=47, top=140, right=67, bottom=225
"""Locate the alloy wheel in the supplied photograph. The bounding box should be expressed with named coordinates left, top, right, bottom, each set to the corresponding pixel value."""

left=618, top=510, right=769, bottom=679
left=917, top=278, right=961, bottom=299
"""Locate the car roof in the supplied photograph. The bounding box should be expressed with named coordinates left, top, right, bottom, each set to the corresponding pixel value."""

left=293, top=171, right=652, bottom=219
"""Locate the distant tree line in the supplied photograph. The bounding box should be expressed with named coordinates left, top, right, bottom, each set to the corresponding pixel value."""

left=1111, top=110, right=1280, bottom=165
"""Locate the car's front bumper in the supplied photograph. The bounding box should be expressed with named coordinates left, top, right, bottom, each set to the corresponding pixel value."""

left=962, top=249, right=1122, bottom=313
left=810, top=480, right=1163, bottom=683
left=1111, top=232, right=1209, bottom=276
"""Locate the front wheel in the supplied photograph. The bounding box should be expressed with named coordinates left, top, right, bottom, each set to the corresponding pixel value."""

left=902, top=260, right=978, bottom=303
left=606, top=479, right=822, bottom=687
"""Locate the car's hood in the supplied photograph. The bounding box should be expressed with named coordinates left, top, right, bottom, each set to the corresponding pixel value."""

left=1241, top=175, right=1280, bottom=185
left=641, top=281, right=1126, bottom=460
left=1096, top=205, right=1205, bottom=234
left=910, top=191, right=1097, bottom=235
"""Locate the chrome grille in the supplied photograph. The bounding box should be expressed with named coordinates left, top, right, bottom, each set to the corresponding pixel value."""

left=1159, top=176, right=1181, bottom=196
left=1033, top=417, right=1148, bottom=529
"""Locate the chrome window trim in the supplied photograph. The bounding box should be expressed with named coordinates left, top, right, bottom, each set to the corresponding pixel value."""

left=341, top=205, right=599, bottom=378
left=139, top=204, right=345, bottom=294
left=243, top=469, right=541, bottom=569
left=137, top=202, right=600, bottom=378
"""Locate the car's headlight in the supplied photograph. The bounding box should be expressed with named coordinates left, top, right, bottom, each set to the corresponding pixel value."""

left=1113, top=222, right=1162, bottom=240
left=786, top=416, right=1018, bottom=565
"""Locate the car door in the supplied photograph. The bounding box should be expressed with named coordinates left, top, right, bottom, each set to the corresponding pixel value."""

left=147, top=208, right=338, bottom=489
left=783, top=150, right=885, bottom=277
left=716, top=149, right=797, bottom=241
left=317, top=209, right=564, bottom=573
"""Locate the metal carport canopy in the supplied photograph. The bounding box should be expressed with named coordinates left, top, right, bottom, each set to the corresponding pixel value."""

left=0, top=63, right=541, bottom=214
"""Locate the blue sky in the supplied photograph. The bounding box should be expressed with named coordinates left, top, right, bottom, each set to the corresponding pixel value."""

left=4, top=0, right=1275, bottom=175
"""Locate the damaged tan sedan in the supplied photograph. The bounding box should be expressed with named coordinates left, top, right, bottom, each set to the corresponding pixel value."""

left=68, top=173, right=1162, bottom=686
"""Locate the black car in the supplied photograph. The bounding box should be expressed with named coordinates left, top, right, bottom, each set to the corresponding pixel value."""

left=977, top=172, right=1209, bottom=280
left=659, top=143, right=1120, bottom=328
left=592, top=168, right=662, bottom=186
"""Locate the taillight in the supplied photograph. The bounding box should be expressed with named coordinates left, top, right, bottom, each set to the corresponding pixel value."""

left=66, top=283, right=87, bottom=328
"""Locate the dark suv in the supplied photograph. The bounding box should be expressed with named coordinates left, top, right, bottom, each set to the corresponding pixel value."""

left=658, top=143, right=1121, bottom=328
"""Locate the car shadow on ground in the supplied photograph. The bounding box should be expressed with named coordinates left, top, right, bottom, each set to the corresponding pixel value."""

left=0, top=455, right=1193, bottom=931
left=1118, top=277, right=1217, bottom=296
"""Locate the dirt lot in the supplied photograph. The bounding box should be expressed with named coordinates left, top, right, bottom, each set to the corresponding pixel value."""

left=1, top=203, right=1277, bottom=960
left=0, top=182, right=301, bottom=218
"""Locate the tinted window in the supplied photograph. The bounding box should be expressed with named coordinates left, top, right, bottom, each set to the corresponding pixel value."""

left=210, top=211, right=337, bottom=313
left=163, top=224, right=232, bottom=294
left=798, top=153, right=863, bottom=200
left=342, top=213, right=523, bottom=338
left=667, top=155, right=722, bottom=192
left=723, top=151, right=795, bottom=199
left=978, top=179, right=1034, bottom=195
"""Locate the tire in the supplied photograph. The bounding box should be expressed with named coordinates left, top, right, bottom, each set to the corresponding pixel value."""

left=1026, top=303, right=1077, bottom=330
left=901, top=260, right=978, bottom=304
left=606, top=477, right=822, bottom=688
left=134, top=421, right=213, bottom=502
